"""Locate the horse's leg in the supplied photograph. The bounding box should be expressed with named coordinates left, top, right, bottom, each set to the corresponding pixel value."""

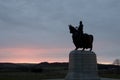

left=75, top=47, right=78, bottom=50
left=90, top=44, right=93, bottom=51
left=82, top=48, right=85, bottom=51
left=90, top=48, right=92, bottom=52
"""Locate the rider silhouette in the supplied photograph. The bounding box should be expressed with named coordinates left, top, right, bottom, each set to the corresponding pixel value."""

left=78, top=21, right=84, bottom=34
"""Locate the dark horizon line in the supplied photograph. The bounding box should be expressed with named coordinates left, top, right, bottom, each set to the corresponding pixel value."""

left=0, top=61, right=114, bottom=65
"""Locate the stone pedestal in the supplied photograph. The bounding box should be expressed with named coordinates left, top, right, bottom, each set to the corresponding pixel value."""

left=65, top=50, right=100, bottom=80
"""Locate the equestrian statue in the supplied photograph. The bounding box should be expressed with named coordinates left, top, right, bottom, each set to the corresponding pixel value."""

left=69, top=21, right=93, bottom=51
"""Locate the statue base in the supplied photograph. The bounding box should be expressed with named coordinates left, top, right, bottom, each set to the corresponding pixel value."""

left=65, top=50, right=100, bottom=80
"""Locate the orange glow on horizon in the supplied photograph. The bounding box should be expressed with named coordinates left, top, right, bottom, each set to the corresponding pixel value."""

left=0, top=47, right=112, bottom=64
left=0, top=47, right=69, bottom=63
left=98, top=61, right=112, bottom=65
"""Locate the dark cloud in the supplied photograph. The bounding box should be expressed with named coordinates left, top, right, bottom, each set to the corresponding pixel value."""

left=0, top=0, right=120, bottom=63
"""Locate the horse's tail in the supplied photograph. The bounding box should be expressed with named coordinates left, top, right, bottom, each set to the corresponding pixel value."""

left=90, top=35, right=94, bottom=44
left=89, top=35, right=93, bottom=51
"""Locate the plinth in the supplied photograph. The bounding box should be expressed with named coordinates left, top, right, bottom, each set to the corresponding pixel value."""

left=65, top=50, right=100, bottom=80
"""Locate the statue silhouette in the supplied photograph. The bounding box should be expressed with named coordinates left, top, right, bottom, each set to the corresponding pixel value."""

left=69, top=21, right=93, bottom=51
left=78, top=21, right=84, bottom=34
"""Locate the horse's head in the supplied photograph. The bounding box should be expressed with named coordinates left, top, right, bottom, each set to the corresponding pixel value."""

left=69, top=25, right=77, bottom=34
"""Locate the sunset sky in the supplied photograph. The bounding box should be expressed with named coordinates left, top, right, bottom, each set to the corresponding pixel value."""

left=0, top=0, right=120, bottom=64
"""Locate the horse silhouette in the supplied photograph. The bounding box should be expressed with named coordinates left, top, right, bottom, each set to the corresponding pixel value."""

left=69, top=24, right=93, bottom=51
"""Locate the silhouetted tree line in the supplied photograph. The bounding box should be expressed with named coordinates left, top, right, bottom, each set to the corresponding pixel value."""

left=0, top=62, right=68, bottom=73
left=98, top=64, right=120, bottom=74
left=113, top=59, right=120, bottom=66
left=0, top=62, right=119, bottom=74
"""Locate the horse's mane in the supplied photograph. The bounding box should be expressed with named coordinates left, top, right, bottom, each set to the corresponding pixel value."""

left=69, top=25, right=77, bottom=33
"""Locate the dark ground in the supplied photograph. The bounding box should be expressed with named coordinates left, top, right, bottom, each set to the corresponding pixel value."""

left=0, top=62, right=120, bottom=80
